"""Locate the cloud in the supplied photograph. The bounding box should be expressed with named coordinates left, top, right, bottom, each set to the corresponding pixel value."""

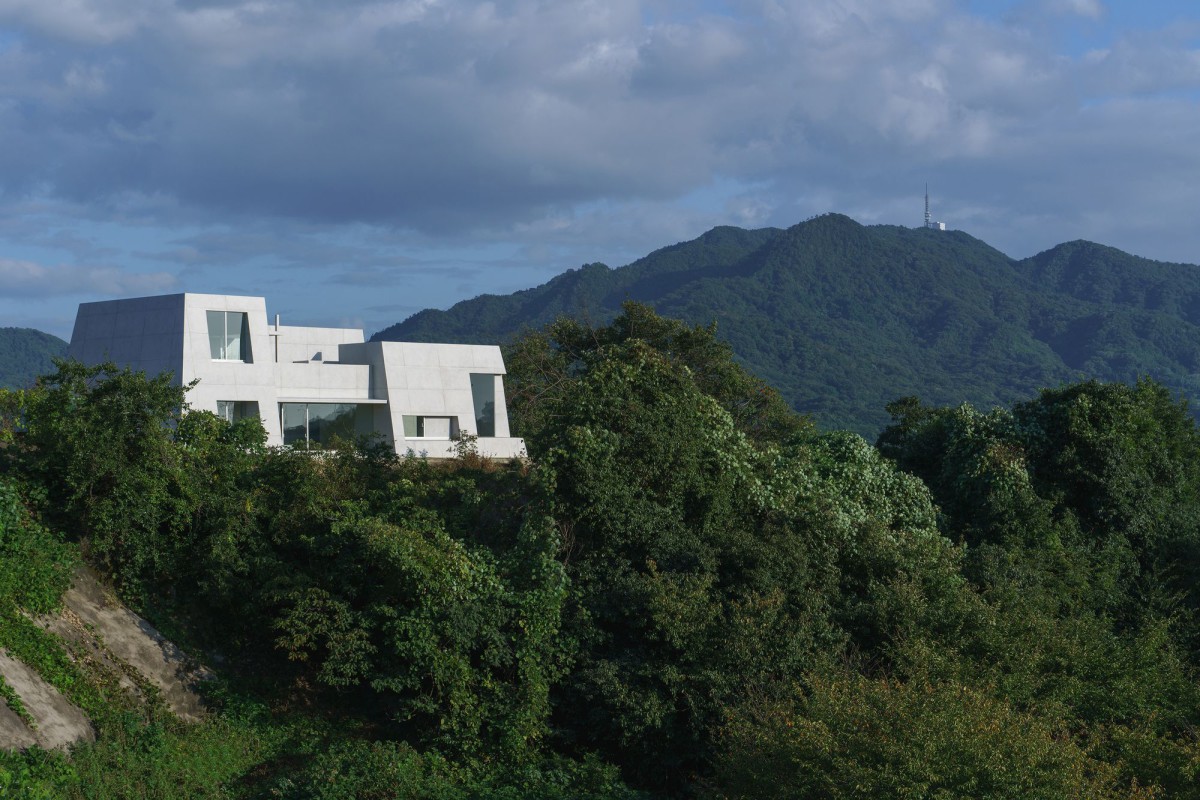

left=0, top=0, right=153, bottom=44
left=0, top=0, right=1053, bottom=228
left=137, top=227, right=416, bottom=270
left=0, top=257, right=177, bottom=297
left=1078, top=27, right=1200, bottom=98
left=0, top=0, right=1196, bottom=271
left=1047, top=0, right=1105, bottom=20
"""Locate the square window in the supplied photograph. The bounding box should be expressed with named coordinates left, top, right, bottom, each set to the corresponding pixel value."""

left=217, top=401, right=259, bottom=424
left=207, top=311, right=251, bottom=361
left=401, top=415, right=455, bottom=439
left=403, top=415, right=421, bottom=438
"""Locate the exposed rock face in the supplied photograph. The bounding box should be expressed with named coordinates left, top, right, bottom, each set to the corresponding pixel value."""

left=0, top=650, right=94, bottom=750
left=59, top=567, right=213, bottom=722
left=0, top=691, right=37, bottom=750
left=0, top=566, right=211, bottom=751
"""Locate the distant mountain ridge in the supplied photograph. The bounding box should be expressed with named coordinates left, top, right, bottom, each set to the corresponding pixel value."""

left=0, top=328, right=68, bottom=390
left=372, top=214, right=1200, bottom=435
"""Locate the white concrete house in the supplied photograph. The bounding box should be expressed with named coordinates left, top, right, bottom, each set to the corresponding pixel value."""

left=67, top=293, right=526, bottom=459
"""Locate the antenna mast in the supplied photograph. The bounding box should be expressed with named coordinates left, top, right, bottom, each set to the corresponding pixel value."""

left=923, top=184, right=946, bottom=231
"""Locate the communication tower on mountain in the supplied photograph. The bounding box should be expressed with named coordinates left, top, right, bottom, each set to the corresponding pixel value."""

left=924, top=185, right=946, bottom=231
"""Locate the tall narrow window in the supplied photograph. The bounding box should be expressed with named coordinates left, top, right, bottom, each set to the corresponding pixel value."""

left=469, top=374, right=496, bottom=437
left=281, top=403, right=308, bottom=447
left=207, top=311, right=251, bottom=361
left=403, top=415, right=422, bottom=438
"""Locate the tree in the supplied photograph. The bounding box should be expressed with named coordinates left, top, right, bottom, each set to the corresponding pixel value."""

left=13, top=360, right=193, bottom=596
left=712, top=674, right=1151, bottom=800
left=504, top=302, right=810, bottom=456
left=531, top=334, right=965, bottom=791
left=876, top=381, right=1200, bottom=794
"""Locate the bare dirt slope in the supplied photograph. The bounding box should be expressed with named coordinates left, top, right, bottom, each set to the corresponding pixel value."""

left=0, top=566, right=211, bottom=751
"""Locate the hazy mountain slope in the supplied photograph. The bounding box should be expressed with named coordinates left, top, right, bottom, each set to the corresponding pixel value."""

left=1019, top=241, right=1200, bottom=399
left=0, top=328, right=68, bottom=389
left=372, top=214, right=1200, bottom=435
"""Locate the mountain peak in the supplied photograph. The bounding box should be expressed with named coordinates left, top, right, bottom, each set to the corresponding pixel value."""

left=791, top=212, right=863, bottom=232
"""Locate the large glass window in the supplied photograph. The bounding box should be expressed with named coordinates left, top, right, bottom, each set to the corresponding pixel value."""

left=280, top=403, right=373, bottom=449
left=207, top=311, right=251, bottom=361
left=469, top=374, right=496, bottom=437
left=281, top=403, right=308, bottom=446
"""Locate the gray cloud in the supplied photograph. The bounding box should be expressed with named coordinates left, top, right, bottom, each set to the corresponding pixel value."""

left=0, top=0, right=1198, bottom=318
left=0, top=0, right=1095, bottom=228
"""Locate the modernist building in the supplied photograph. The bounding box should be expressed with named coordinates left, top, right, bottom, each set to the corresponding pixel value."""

left=67, top=293, right=526, bottom=459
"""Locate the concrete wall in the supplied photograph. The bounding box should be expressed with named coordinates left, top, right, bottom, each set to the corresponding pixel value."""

left=67, top=294, right=187, bottom=382
left=180, top=294, right=283, bottom=444
left=275, top=362, right=373, bottom=402
left=340, top=341, right=525, bottom=459
left=275, top=325, right=365, bottom=364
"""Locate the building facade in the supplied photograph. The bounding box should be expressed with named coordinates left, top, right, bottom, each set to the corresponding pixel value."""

left=67, top=293, right=526, bottom=459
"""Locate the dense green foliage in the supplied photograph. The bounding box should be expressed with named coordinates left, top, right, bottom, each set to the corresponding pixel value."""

left=0, top=480, right=75, bottom=615
left=503, top=301, right=809, bottom=454
left=0, top=329, right=67, bottom=391
left=0, top=307, right=1199, bottom=797
left=714, top=675, right=1149, bottom=800
left=374, top=214, right=1200, bottom=436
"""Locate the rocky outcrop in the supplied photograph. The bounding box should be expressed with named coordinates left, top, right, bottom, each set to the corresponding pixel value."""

left=0, top=566, right=210, bottom=751
left=0, top=650, right=93, bottom=750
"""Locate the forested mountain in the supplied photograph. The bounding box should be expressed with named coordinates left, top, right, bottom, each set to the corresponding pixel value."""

left=373, top=214, right=1200, bottom=435
left=0, top=327, right=68, bottom=389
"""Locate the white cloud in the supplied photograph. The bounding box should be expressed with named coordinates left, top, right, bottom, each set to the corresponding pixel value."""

left=1077, top=28, right=1200, bottom=98
left=0, top=258, right=177, bottom=297
left=0, top=0, right=153, bottom=44
left=1048, top=0, right=1104, bottom=20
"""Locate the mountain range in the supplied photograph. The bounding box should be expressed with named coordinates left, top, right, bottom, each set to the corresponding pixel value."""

left=0, top=328, right=68, bottom=390
left=373, top=213, right=1200, bottom=436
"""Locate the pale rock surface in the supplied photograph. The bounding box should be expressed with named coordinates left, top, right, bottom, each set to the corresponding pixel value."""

left=0, top=566, right=211, bottom=751
left=0, top=650, right=94, bottom=750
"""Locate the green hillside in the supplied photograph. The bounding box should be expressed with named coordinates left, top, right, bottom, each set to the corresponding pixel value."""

left=372, top=214, right=1200, bottom=435
left=0, top=328, right=68, bottom=389
left=6, top=340, right=1200, bottom=797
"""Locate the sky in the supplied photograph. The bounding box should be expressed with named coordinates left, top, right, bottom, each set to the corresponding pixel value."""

left=0, top=0, right=1198, bottom=340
